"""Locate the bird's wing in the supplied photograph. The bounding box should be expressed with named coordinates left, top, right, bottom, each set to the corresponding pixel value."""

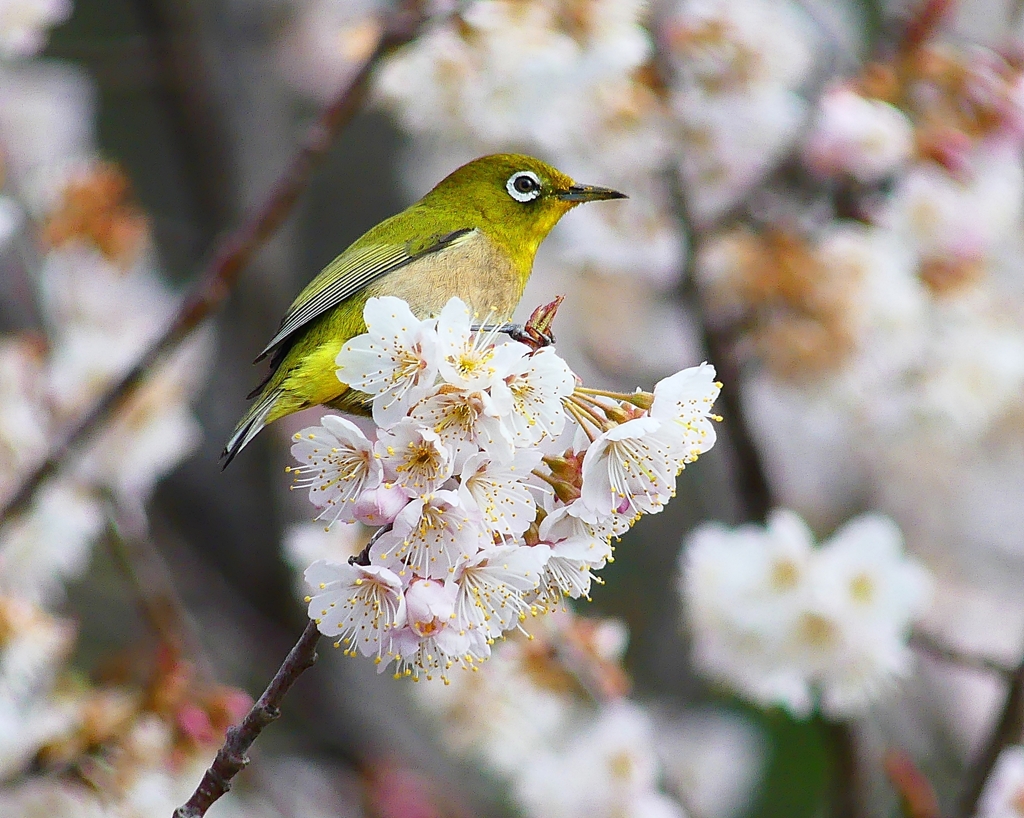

left=255, top=228, right=477, bottom=361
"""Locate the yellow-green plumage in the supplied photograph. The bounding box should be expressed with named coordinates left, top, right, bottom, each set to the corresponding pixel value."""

left=222, top=153, right=625, bottom=465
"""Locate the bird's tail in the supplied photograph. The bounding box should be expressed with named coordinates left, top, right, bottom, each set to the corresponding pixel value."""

left=221, top=386, right=283, bottom=468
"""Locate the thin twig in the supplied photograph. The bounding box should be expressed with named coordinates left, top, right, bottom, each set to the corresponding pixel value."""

left=953, top=653, right=1024, bottom=818
left=104, top=497, right=216, bottom=681
left=0, top=0, right=429, bottom=528
left=349, top=523, right=391, bottom=567
left=173, top=619, right=321, bottom=818
left=911, top=630, right=1016, bottom=679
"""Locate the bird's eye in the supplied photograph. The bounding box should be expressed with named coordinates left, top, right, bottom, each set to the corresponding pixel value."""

left=506, top=171, right=542, bottom=203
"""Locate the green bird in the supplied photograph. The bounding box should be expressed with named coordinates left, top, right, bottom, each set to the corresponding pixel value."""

left=222, top=153, right=625, bottom=465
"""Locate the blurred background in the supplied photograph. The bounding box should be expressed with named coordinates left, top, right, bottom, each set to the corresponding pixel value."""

left=3, top=0, right=1024, bottom=816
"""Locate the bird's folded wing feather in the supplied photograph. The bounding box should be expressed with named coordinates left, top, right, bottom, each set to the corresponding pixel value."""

left=255, top=227, right=477, bottom=361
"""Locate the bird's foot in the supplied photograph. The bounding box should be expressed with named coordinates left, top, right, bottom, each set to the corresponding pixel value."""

left=470, top=296, right=564, bottom=351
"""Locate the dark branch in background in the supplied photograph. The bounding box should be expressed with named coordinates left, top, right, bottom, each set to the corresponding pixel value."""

left=662, top=169, right=774, bottom=524
left=0, top=0, right=428, bottom=528
left=129, top=0, right=236, bottom=235
left=954, top=653, right=1024, bottom=818
left=646, top=11, right=774, bottom=525
left=911, top=630, right=1016, bottom=679
left=104, top=497, right=216, bottom=681
left=173, top=619, right=321, bottom=818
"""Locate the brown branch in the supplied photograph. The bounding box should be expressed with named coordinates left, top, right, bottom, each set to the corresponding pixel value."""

left=173, top=618, right=321, bottom=818
left=104, top=498, right=216, bottom=681
left=349, top=523, right=391, bottom=567
left=663, top=167, right=774, bottom=524
left=0, top=0, right=429, bottom=528
left=911, top=630, right=1016, bottom=679
left=953, top=653, right=1024, bottom=818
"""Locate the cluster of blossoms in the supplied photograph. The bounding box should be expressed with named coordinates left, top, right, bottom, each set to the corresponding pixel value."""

left=663, top=0, right=817, bottom=224
left=296, top=295, right=721, bottom=680
left=0, top=9, right=209, bottom=593
left=0, top=641, right=266, bottom=818
left=0, top=161, right=210, bottom=601
left=682, top=510, right=933, bottom=717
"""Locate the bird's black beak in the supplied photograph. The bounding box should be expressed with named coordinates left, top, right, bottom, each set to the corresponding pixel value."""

left=556, top=184, right=628, bottom=202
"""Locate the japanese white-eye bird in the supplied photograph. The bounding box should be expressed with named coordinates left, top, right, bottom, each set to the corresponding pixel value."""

left=222, top=153, right=625, bottom=466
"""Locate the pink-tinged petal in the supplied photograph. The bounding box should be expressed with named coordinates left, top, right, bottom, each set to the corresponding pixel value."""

left=353, top=483, right=411, bottom=526
left=288, top=415, right=381, bottom=526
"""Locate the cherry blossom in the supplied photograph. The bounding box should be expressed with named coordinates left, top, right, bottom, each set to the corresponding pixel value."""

left=288, top=415, right=381, bottom=526
left=304, top=560, right=406, bottom=661
left=682, top=510, right=932, bottom=717
left=334, top=295, right=440, bottom=426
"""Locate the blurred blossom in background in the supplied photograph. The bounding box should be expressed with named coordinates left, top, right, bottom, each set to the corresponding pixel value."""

left=3, top=0, right=1024, bottom=817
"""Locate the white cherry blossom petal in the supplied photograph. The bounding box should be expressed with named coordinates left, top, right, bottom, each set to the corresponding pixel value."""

left=491, top=347, right=575, bottom=446
left=288, top=415, right=381, bottom=526
left=374, top=418, right=454, bottom=495
left=458, top=450, right=541, bottom=541
left=453, top=544, right=546, bottom=638
left=334, top=296, right=440, bottom=426
left=305, top=560, right=406, bottom=661
left=436, top=297, right=531, bottom=390
left=411, top=387, right=514, bottom=469
left=650, top=362, right=721, bottom=463
left=374, top=490, right=488, bottom=580
left=580, top=416, right=685, bottom=519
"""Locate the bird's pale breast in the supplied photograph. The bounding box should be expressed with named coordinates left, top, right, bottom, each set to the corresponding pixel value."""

left=364, top=228, right=525, bottom=322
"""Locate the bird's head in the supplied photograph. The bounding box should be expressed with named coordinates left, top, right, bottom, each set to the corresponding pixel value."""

left=422, top=153, right=626, bottom=266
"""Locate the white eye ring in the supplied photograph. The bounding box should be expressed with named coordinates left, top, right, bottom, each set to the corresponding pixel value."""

left=506, top=171, right=542, bottom=202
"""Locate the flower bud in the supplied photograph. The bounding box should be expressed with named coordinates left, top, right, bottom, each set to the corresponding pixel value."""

left=404, top=578, right=457, bottom=638
left=353, top=483, right=410, bottom=526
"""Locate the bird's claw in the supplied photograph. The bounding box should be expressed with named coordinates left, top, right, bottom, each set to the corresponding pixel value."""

left=470, top=296, right=564, bottom=351
left=505, top=323, right=555, bottom=349
left=470, top=322, right=552, bottom=347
